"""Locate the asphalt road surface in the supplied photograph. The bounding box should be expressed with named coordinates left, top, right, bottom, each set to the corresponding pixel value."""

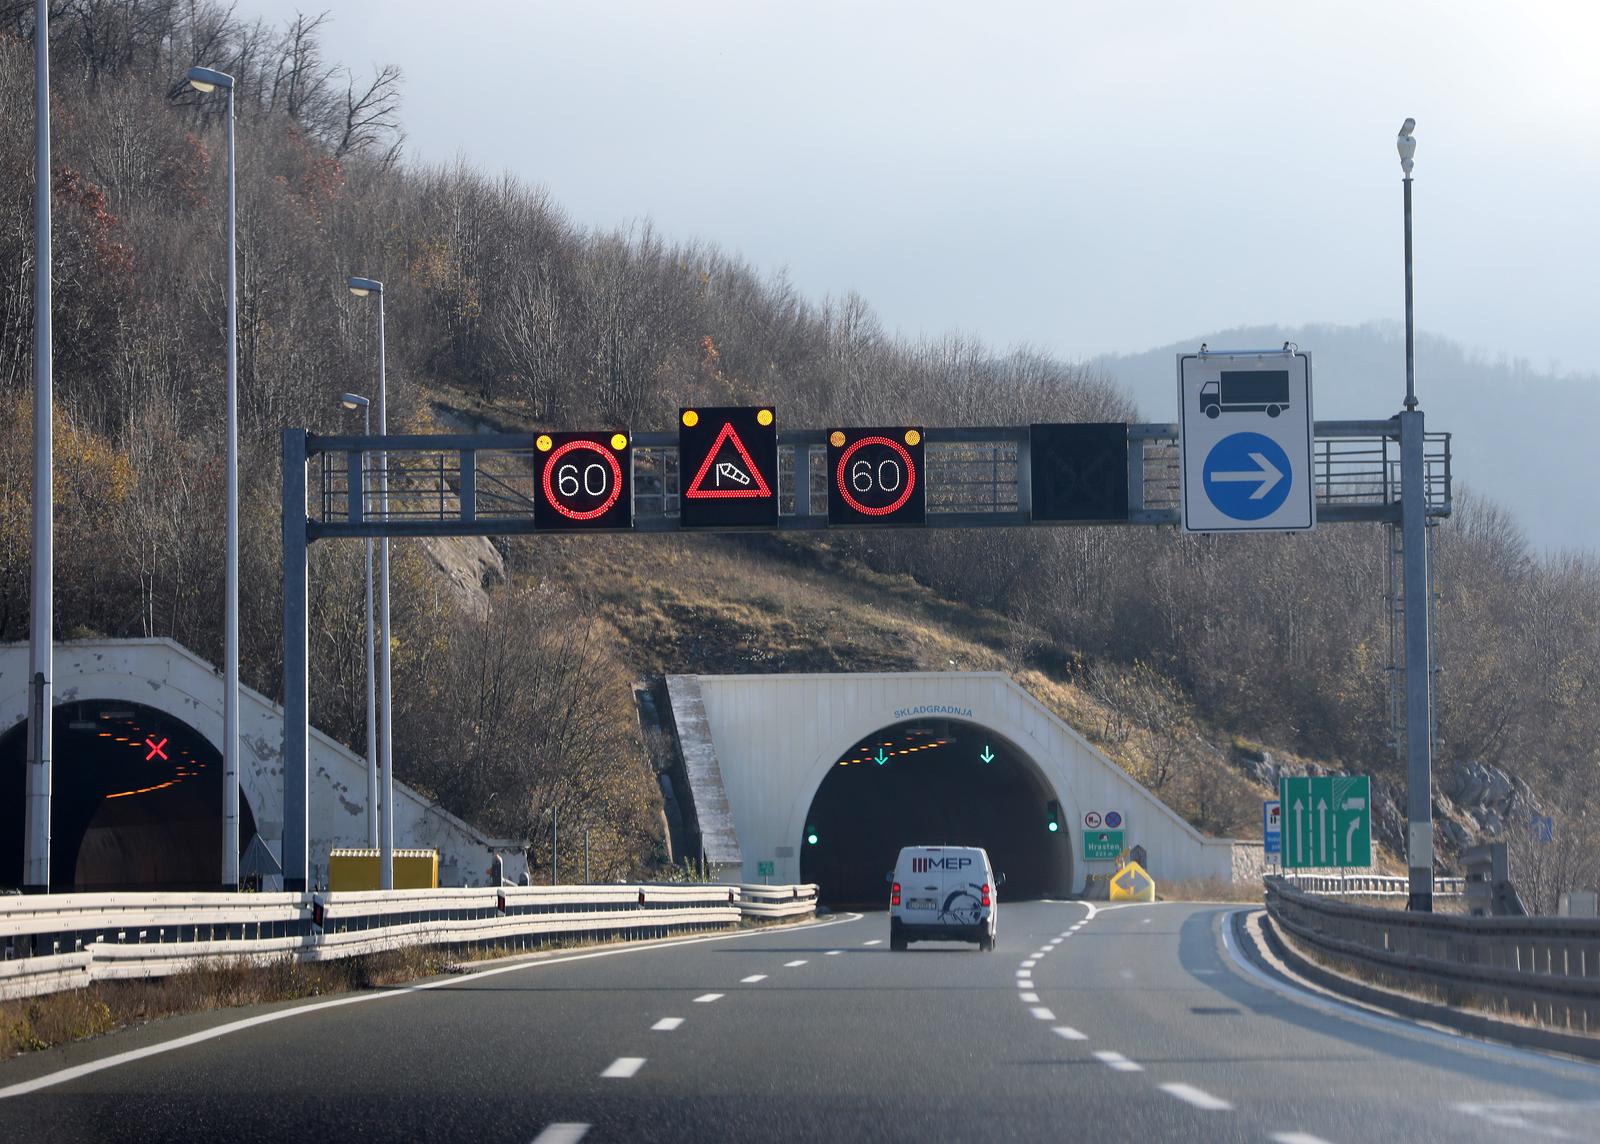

left=3, top=901, right=1598, bottom=1142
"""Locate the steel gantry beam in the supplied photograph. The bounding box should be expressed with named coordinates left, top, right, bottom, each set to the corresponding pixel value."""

left=279, top=417, right=1450, bottom=892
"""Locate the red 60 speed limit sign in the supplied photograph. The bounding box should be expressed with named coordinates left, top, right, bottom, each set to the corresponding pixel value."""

left=534, top=432, right=634, bottom=531
left=826, top=427, right=926, bottom=527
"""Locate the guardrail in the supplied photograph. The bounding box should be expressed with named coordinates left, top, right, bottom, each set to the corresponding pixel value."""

left=1264, top=877, right=1600, bottom=1032
left=1282, top=872, right=1465, bottom=897
left=0, top=883, right=817, bottom=1002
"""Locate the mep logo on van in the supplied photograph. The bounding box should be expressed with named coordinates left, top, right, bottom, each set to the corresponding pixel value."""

left=911, top=856, right=973, bottom=873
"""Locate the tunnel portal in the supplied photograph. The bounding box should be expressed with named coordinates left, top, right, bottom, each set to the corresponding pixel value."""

left=2, top=699, right=256, bottom=891
left=798, top=719, right=1072, bottom=905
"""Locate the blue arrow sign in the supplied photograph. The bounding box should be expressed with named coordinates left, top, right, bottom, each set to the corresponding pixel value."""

left=1203, top=432, right=1293, bottom=521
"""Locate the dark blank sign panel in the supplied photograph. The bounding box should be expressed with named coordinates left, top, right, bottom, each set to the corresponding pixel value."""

left=1029, top=423, right=1130, bottom=523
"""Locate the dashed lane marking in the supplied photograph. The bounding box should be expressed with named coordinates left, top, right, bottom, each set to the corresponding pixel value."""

left=825, top=950, right=844, bottom=956
left=1019, top=992, right=1040, bottom=1003
left=1053, top=1026, right=1088, bottom=1042
left=1030, top=1007, right=1056, bottom=1021
left=1092, top=1051, right=1142, bottom=1073
left=601, top=1057, right=645, bottom=1079
left=863, top=939, right=881, bottom=946
left=651, top=1018, right=683, bottom=1031
left=1049, top=938, right=1063, bottom=946
left=1272, top=1135, right=1335, bottom=1144
left=740, top=974, right=767, bottom=983
left=1159, top=1083, right=1232, bottom=1111
left=1021, top=959, right=1037, bottom=968
left=784, top=960, right=808, bottom=967
left=1015, top=970, right=1032, bottom=978
left=530, top=1124, right=590, bottom=1144
left=693, top=993, right=723, bottom=1003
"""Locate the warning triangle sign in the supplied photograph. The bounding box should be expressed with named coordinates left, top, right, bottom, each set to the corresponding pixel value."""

left=684, top=421, right=774, bottom=499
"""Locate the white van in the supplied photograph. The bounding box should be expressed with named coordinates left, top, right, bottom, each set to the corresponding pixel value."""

left=888, top=844, right=1000, bottom=951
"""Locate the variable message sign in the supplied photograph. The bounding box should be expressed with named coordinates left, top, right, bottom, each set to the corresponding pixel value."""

left=827, top=427, right=926, bottom=526
left=1030, top=423, right=1130, bottom=523
left=533, top=432, right=633, bottom=531
left=679, top=406, right=778, bottom=529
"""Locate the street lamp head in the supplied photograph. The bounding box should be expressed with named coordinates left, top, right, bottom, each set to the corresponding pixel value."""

left=186, top=66, right=235, bottom=94
left=348, top=276, right=383, bottom=298
left=1397, top=117, right=1417, bottom=176
left=339, top=393, right=370, bottom=411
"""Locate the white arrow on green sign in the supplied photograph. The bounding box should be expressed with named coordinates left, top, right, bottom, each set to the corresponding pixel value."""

left=1279, top=775, right=1371, bottom=869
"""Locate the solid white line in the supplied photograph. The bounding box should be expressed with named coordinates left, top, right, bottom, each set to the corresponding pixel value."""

left=1053, top=1026, right=1087, bottom=1041
left=1092, top=1050, right=1143, bottom=1072
left=1030, top=1006, right=1056, bottom=1021
left=1272, top=1134, right=1335, bottom=1144
left=1159, top=1082, right=1232, bottom=1111
left=1220, top=909, right=1600, bottom=1081
left=651, top=1017, right=683, bottom=1031
left=531, top=1124, right=590, bottom=1144
left=0, top=910, right=867, bottom=1101
left=740, top=974, right=767, bottom=983
left=1019, top=992, right=1039, bottom=1003
left=693, top=993, right=723, bottom=1003
left=601, top=1057, right=645, bottom=1079
left=783, top=960, right=807, bottom=967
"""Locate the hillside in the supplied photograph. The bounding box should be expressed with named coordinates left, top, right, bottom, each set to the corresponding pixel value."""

left=3, top=5, right=1597, bottom=892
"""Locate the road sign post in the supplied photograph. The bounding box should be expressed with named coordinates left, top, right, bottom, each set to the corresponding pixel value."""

left=1178, top=350, right=1315, bottom=533
left=1279, top=776, right=1371, bottom=869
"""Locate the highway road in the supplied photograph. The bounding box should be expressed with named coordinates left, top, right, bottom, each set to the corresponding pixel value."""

left=3, top=900, right=1598, bottom=1142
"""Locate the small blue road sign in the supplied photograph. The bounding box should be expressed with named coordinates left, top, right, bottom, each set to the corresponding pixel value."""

left=1533, top=814, right=1554, bottom=844
left=1263, top=799, right=1282, bottom=855
left=1203, top=432, right=1293, bottom=521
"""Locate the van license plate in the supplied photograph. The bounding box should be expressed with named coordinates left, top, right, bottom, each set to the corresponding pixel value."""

left=906, top=898, right=936, bottom=910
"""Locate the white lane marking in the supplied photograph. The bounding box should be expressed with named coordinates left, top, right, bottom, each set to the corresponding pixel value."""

left=1053, top=1026, right=1088, bottom=1041
left=741, top=974, right=767, bottom=983
left=1015, top=969, right=1032, bottom=978
left=1017, top=977, right=1033, bottom=987
left=783, top=960, right=808, bottom=967
left=1070, top=923, right=1084, bottom=931
left=0, top=910, right=867, bottom=1101
left=863, top=939, right=881, bottom=946
left=1272, top=1135, right=1335, bottom=1144
left=1030, top=1006, right=1056, bottom=1021
left=1049, top=938, right=1063, bottom=946
left=601, top=1057, right=645, bottom=1079
left=531, top=1124, right=590, bottom=1144
left=693, top=993, right=723, bottom=1003
left=1119, top=970, right=1135, bottom=979
left=1159, top=1083, right=1232, bottom=1111
left=651, top=1017, right=684, bottom=1031
left=1019, top=992, right=1040, bottom=1003
left=1221, top=910, right=1600, bottom=1082
left=1021, top=959, right=1037, bottom=968
left=1092, top=1050, right=1143, bottom=1072
left=825, top=950, right=844, bottom=956
left=1142, top=918, right=1152, bottom=924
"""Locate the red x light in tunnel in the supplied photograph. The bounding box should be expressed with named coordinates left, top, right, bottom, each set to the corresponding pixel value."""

left=145, top=736, right=168, bottom=761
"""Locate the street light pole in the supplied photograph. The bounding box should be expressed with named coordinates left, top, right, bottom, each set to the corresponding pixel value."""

left=339, top=393, right=377, bottom=849
left=348, top=277, right=391, bottom=889
left=1395, top=117, right=1433, bottom=912
left=187, top=64, right=240, bottom=891
left=24, top=0, right=54, bottom=894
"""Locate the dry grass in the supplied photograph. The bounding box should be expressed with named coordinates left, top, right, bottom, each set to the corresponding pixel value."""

left=1158, top=877, right=1266, bottom=903
left=0, top=947, right=449, bottom=1060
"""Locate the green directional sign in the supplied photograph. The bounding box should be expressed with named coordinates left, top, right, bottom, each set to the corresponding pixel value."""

left=1279, top=775, right=1372, bottom=869
left=757, top=860, right=774, bottom=878
left=1083, top=830, right=1124, bottom=861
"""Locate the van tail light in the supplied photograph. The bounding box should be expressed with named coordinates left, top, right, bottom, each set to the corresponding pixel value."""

left=980, top=883, right=991, bottom=907
left=891, top=882, right=901, bottom=907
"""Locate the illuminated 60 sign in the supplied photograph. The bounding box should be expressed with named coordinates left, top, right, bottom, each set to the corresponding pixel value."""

left=827, top=427, right=926, bottom=527
left=534, top=432, right=633, bottom=531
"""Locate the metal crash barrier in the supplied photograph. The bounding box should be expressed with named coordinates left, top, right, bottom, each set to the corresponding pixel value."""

left=1265, top=876, right=1600, bottom=1032
left=0, top=883, right=817, bottom=1002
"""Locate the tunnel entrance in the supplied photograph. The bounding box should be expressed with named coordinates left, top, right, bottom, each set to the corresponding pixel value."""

left=799, top=719, right=1071, bottom=905
left=1, top=700, right=256, bottom=891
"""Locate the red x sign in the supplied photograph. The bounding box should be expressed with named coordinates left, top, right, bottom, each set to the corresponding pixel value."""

left=145, top=736, right=168, bottom=761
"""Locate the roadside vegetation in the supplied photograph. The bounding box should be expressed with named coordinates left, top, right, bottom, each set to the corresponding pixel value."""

left=2, top=4, right=1597, bottom=891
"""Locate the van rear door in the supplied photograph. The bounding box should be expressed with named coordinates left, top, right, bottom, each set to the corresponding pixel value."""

left=899, top=847, right=945, bottom=924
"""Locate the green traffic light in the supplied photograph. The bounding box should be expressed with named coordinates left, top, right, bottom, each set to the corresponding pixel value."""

left=1048, top=821, right=1059, bottom=832
left=807, top=831, right=819, bottom=845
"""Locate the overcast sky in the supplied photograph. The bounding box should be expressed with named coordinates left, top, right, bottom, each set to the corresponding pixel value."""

left=253, top=0, right=1600, bottom=378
